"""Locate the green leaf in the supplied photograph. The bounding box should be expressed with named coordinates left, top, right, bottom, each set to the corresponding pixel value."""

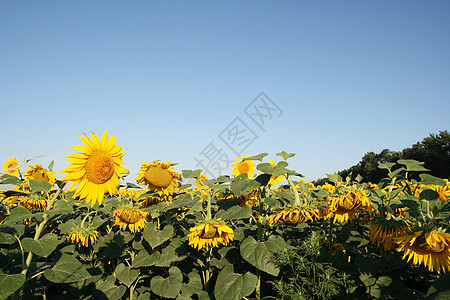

left=378, top=162, right=395, bottom=170
left=29, top=179, right=53, bottom=193
left=44, top=254, right=91, bottom=283
left=47, top=199, right=73, bottom=216
left=244, top=153, right=268, bottom=162
left=256, top=162, right=273, bottom=173
left=4, top=207, right=34, bottom=223
left=94, top=275, right=127, bottom=300
left=326, top=173, right=342, bottom=185
left=419, top=189, right=440, bottom=201
left=151, top=266, right=183, bottom=299
left=143, top=225, right=173, bottom=249
left=359, top=273, right=376, bottom=287
left=0, top=232, right=15, bottom=244
left=115, top=263, right=139, bottom=288
left=214, top=265, right=258, bottom=300
left=419, top=174, right=447, bottom=186
left=0, top=272, right=26, bottom=299
left=22, top=233, right=59, bottom=258
left=397, top=159, right=429, bottom=172
left=376, top=276, right=393, bottom=287
left=276, top=151, right=296, bottom=161
left=132, top=249, right=160, bottom=268
left=0, top=174, right=19, bottom=185
left=47, top=160, right=54, bottom=171
left=230, top=174, right=260, bottom=197
left=180, top=271, right=203, bottom=298
left=240, top=236, right=280, bottom=276
left=182, top=169, right=203, bottom=179
left=215, top=205, right=252, bottom=220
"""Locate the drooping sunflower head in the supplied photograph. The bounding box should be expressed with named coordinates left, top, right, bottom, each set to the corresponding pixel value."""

left=112, top=206, right=149, bottom=233
left=187, top=220, right=234, bottom=250
left=369, top=217, right=410, bottom=251
left=20, top=194, right=48, bottom=212
left=135, top=160, right=181, bottom=195
left=139, top=194, right=165, bottom=208
left=326, top=188, right=373, bottom=224
left=396, top=228, right=450, bottom=274
left=231, top=155, right=255, bottom=179
left=23, top=163, right=57, bottom=185
left=67, top=227, right=100, bottom=247
left=61, top=130, right=129, bottom=207
left=267, top=205, right=322, bottom=226
left=239, top=189, right=260, bottom=207
left=3, top=156, right=20, bottom=177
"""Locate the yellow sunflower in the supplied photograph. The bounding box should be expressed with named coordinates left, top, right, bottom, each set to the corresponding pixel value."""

left=231, top=155, right=255, bottom=179
left=369, top=218, right=410, bottom=251
left=396, top=228, right=450, bottom=274
left=264, top=160, right=283, bottom=186
left=267, top=206, right=322, bottom=226
left=61, top=130, right=129, bottom=207
left=23, top=163, right=57, bottom=185
left=239, top=189, right=260, bottom=207
left=67, top=227, right=100, bottom=247
left=326, top=189, right=373, bottom=223
left=139, top=195, right=165, bottom=207
left=2, top=156, right=20, bottom=177
left=20, top=194, right=48, bottom=212
left=135, top=160, right=181, bottom=195
left=187, top=220, right=234, bottom=250
left=112, top=206, right=148, bottom=233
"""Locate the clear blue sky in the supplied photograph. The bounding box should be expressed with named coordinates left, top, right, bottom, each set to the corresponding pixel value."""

left=1, top=0, right=449, bottom=183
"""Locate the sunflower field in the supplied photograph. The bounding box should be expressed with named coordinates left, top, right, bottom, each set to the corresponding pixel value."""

left=1, top=130, right=450, bottom=299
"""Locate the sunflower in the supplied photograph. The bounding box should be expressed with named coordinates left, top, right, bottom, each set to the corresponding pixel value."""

left=67, top=227, right=100, bottom=247
left=187, top=220, right=234, bottom=250
left=23, top=163, right=57, bottom=185
left=231, top=155, right=255, bottom=179
left=369, top=217, right=410, bottom=251
left=326, top=189, right=373, bottom=223
left=267, top=206, right=322, bottom=226
left=61, top=130, right=129, bottom=207
left=2, top=156, right=20, bottom=176
left=396, top=228, right=450, bottom=274
left=139, top=195, right=165, bottom=207
left=239, top=189, right=260, bottom=207
left=423, top=182, right=450, bottom=201
left=265, top=160, right=283, bottom=186
left=112, top=206, right=149, bottom=233
left=135, top=160, right=181, bottom=195
left=20, top=194, right=48, bottom=212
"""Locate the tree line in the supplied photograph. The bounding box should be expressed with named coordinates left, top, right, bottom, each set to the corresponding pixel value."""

left=313, top=130, right=450, bottom=185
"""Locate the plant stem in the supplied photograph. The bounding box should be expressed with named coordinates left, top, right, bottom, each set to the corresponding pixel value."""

left=286, top=175, right=302, bottom=206
left=328, top=217, right=334, bottom=255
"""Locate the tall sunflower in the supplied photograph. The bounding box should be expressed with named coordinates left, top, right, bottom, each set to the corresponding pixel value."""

left=112, top=206, right=148, bottom=233
left=24, top=163, right=57, bottom=185
left=2, top=156, right=20, bottom=177
left=231, top=155, right=255, bottom=179
left=369, top=217, right=410, bottom=251
left=187, top=220, right=234, bottom=250
left=396, top=228, right=450, bottom=274
left=135, top=160, right=181, bottom=195
left=61, top=130, right=129, bottom=207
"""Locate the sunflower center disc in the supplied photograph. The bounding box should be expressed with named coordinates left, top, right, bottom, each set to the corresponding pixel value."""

left=144, top=167, right=173, bottom=188
left=120, top=209, right=141, bottom=224
left=85, top=151, right=115, bottom=184
left=238, top=162, right=250, bottom=174
left=32, top=170, right=46, bottom=181
left=202, top=226, right=218, bottom=238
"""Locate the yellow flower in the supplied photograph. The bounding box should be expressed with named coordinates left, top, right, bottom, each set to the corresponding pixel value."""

left=267, top=206, right=322, bottom=226
left=67, top=227, right=100, bottom=247
left=61, top=130, right=129, bottom=207
left=369, top=218, right=409, bottom=251
left=326, top=189, right=373, bottom=223
left=187, top=221, right=234, bottom=250
left=396, top=228, right=450, bottom=274
left=239, top=189, right=260, bottom=207
left=2, top=156, right=20, bottom=177
left=135, top=160, right=181, bottom=195
left=231, top=155, right=255, bottom=179
left=119, top=188, right=146, bottom=201
left=112, top=207, right=148, bottom=233
left=139, top=195, right=165, bottom=207
left=265, top=160, right=283, bottom=186
left=23, top=163, right=57, bottom=185
left=20, top=194, right=48, bottom=212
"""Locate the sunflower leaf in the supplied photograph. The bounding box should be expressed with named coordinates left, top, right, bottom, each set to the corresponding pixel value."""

left=150, top=266, right=183, bottom=299
left=214, top=265, right=258, bottom=300
left=29, top=179, right=53, bottom=193
left=231, top=174, right=260, bottom=197
left=244, top=153, right=268, bottom=162
left=22, top=233, right=59, bottom=258
left=276, top=151, right=296, bottom=161
left=94, top=275, right=127, bottom=300
left=143, top=225, right=173, bottom=249
left=0, top=174, right=19, bottom=185
left=215, top=205, right=252, bottom=220
left=240, top=236, right=280, bottom=276
left=419, top=189, right=440, bottom=201
left=0, top=272, right=26, bottom=300
left=115, top=263, right=139, bottom=288
left=44, top=254, right=90, bottom=283
left=419, top=174, right=447, bottom=186
left=182, top=169, right=203, bottom=179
